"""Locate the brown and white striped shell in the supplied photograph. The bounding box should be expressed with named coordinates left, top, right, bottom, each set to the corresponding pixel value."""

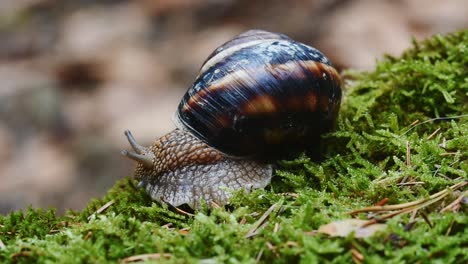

left=176, top=30, right=342, bottom=157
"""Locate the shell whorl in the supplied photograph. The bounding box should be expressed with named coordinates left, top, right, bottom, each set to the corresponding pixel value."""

left=176, top=30, right=342, bottom=157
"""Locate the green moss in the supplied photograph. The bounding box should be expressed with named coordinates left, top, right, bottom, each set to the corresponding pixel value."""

left=1, top=30, right=467, bottom=263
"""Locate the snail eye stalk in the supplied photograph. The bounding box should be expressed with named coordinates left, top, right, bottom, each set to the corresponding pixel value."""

left=121, top=130, right=154, bottom=168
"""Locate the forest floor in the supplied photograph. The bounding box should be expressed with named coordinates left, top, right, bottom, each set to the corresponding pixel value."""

left=0, top=30, right=467, bottom=263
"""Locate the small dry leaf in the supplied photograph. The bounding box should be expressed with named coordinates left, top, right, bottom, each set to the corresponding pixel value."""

left=318, top=219, right=386, bottom=238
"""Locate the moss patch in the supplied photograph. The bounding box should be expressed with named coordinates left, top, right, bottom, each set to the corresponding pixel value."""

left=1, top=30, right=467, bottom=263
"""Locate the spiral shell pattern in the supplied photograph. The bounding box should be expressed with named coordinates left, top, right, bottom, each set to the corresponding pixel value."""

left=176, top=30, right=342, bottom=157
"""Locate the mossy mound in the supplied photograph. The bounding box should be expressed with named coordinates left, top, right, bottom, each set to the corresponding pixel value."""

left=1, top=30, right=467, bottom=263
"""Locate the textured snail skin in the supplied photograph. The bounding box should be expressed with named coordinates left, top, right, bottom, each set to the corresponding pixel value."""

left=122, top=30, right=341, bottom=209
left=123, top=129, right=272, bottom=209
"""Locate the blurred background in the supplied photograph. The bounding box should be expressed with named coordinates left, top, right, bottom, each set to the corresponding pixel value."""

left=0, top=0, right=467, bottom=214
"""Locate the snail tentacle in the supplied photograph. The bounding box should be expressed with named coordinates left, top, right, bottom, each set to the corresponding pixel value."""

left=121, top=150, right=154, bottom=168
left=124, top=130, right=147, bottom=154
left=122, top=130, right=155, bottom=168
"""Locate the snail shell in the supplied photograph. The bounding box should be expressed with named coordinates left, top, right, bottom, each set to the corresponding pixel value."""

left=122, top=30, right=342, bottom=209
left=176, top=30, right=342, bottom=157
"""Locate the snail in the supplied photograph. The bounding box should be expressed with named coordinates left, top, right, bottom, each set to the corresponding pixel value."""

left=122, top=30, right=342, bottom=209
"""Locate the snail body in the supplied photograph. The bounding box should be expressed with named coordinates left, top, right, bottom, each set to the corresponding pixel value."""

left=122, top=30, right=342, bottom=209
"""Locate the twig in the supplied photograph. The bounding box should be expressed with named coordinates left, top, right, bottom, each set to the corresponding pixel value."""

left=210, top=201, right=221, bottom=209
left=266, top=242, right=279, bottom=257
left=351, top=244, right=364, bottom=264
left=161, top=223, right=173, bottom=229
left=349, top=181, right=466, bottom=215
left=174, top=207, right=194, bottom=217
left=255, top=249, right=264, bottom=264
left=420, top=211, right=433, bottom=228
left=440, top=191, right=467, bottom=213
left=432, top=165, right=442, bottom=178
left=245, top=203, right=279, bottom=238
left=88, top=200, right=115, bottom=220
left=426, top=128, right=441, bottom=140
left=409, top=120, right=420, bottom=127
left=445, top=219, right=455, bottom=236
left=121, top=253, right=171, bottom=263
left=399, top=175, right=409, bottom=185
left=406, top=141, right=411, bottom=167
left=397, top=181, right=425, bottom=186
left=432, top=160, right=462, bottom=178
left=440, top=152, right=459, bottom=156
left=401, top=115, right=468, bottom=136
left=361, top=219, right=378, bottom=227
left=273, top=222, right=280, bottom=233
left=409, top=209, right=418, bottom=223
left=361, top=186, right=461, bottom=227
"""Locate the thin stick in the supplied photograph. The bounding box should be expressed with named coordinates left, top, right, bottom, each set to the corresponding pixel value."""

left=245, top=203, right=279, bottom=238
left=210, top=201, right=221, bottom=209
left=440, top=152, right=459, bottom=156
left=121, top=253, right=171, bottom=263
left=362, top=188, right=455, bottom=226
left=351, top=246, right=364, bottom=264
left=406, top=141, right=411, bottom=167
left=409, top=209, right=418, bottom=223
left=349, top=181, right=466, bottom=214
left=401, top=115, right=468, bottom=136
left=426, top=128, right=441, bottom=140
left=409, top=120, right=420, bottom=127
left=440, top=191, right=467, bottom=213
left=420, top=211, right=433, bottom=228
left=88, top=200, right=115, bottom=220
left=445, top=219, right=455, bottom=236
left=273, top=222, right=280, bottom=233
left=255, top=249, right=264, bottom=264
left=174, top=207, right=195, bottom=217
left=161, top=223, right=173, bottom=229
left=397, top=181, right=425, bottom=186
